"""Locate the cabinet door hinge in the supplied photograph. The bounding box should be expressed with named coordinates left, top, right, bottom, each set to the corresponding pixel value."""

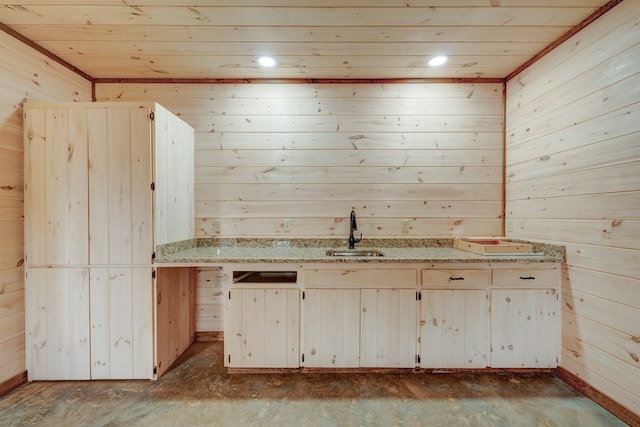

left=415, top=354, right=421, bottom=365
left=228, top=291, right=231, bottom=300
left=302, top=291, right=305, bottom=300
left=228, top=354, right=231, bottom=364
left=416, top=291, right=422, bottom=301
left=150, top=111, right=155, bottom=121
left=151, top=182, right=155, bottom=191
left=153, top=366, right=157, bottom=375
left=152, top=252, right=156, bottom=260
left=152, top=269, right=156, bottom=279
left=301, top=354, right=305, bottom=363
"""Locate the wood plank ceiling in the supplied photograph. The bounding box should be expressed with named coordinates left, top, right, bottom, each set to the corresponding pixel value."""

left=0, top=1, right=614, bottom=80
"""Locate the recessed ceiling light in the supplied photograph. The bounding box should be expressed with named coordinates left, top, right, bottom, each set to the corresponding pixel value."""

left=258, top=56, right=276, bottom=67
left=428, top=55, right=448, bottom=67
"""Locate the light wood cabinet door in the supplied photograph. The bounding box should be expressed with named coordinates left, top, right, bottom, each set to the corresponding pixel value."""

left=90, top=267, right=154, bottom=379
left=302, top=289, right=360, bottom=368
left=490, top=289, right=558, bottom=368
left=225, top=288, right=299, bottom=368
left=420, top=289, right=489, bottom=368
left=88, top=106, right=153, bottom=266
left=24, top=107, right=89, bottom=267
left=360, top=289, right=418, bottom=368
left=156, top=267, right=195, bottom=377
left=25, top=268, right=90, bottom=380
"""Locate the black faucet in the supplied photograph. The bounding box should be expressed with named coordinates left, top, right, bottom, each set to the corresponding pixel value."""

left=348, top=209, right=362, bottom=249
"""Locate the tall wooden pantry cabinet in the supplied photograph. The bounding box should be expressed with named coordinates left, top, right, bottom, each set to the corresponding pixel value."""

left=23, top=102, right=195, bottom=380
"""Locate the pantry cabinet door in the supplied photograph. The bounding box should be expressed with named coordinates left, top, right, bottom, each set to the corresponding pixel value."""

left=88, top=106, right=153, bottom=266
left=25, top=268, right=90, bottom=380
left=156, top=267, right=195, bottom=377
left=153, top=104, right=195, bottom=247
left=90, top=267, right=154, bottom=379
left=24, top=107, right=89, bottom=266
left=302, top=289, right=360, bottom=368
left=420, top=289, right=489, bottom=368
left=491, top=289, right=558, bottom=368
left=360, top=289, right=418, bottom=368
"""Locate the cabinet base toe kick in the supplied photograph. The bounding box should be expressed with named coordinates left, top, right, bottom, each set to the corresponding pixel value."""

left=226, top=367, right=558, bottom=375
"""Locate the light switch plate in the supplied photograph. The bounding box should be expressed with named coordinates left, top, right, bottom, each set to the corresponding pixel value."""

left=401, top=219, right=409, bottom=233
left=283, top=218, right=292, bottom=231
left=214, top=220, right=222, bottom=233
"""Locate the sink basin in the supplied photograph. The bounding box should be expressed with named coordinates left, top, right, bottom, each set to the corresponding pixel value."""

left=326, top=249, right=385, bottom=257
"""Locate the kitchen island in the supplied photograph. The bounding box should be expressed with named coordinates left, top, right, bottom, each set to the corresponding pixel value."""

left=156, top=238, right=563, bottom=372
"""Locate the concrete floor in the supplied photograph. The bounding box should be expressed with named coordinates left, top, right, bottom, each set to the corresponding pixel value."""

left=0, top=342, right=626, bottom=427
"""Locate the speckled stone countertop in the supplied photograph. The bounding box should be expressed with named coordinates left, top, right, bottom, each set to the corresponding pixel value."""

left=155, top=238, right=564, bottom=264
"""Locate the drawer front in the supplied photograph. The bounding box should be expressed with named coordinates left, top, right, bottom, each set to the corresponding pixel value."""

left=305, top=269, right=416, bottom=289
left=421, top=269, right=490, bottom=288
left=492, top=268, right=560, bottom=288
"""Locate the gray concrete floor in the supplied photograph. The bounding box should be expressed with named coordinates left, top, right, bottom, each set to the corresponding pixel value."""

left=0, top=342, right=626, bottom=426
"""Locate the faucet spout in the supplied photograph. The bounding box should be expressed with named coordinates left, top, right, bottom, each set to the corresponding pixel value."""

left=348, top=209, right=362, bottom=249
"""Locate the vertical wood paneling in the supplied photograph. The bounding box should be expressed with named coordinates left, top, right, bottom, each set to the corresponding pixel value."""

left=130, top=107, right=153, bottom=264
left=95, top=82, right=504, bottom=239
left=505, top=0, right=640, bottom=414
left=0, top=28, right=91, bottom=385
left=87, top=108, right=110, bottom=265
left=108, top=109, right=133, bottom=265
left=90, top=267, right=154, bottom=379
left=23, top=107, right=89, bottom=266
left=89, top=106, right=153, bottom=266
left=156, top=267, right=193, bottom=377
left=226, top=288, right=299, bottom=368
left=25, top=268, right=90, bottom=380
left=153, top=104, right=195, bottom=247
left=490, top=288, right=558, bottom=368
left=421, top=289, right=489, bottom=369
left=360, top=289, right=417, bottom=368
left=302, top=288, right=360, bottom=368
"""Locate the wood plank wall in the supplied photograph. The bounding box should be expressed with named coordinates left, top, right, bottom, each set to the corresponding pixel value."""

left=95, top=81, right=504, bottom=333
left=95, top=82, right=504, bottom=238
left=0, top=31, right=91, bottom=385
left=505, top=0, right=640, bottom=415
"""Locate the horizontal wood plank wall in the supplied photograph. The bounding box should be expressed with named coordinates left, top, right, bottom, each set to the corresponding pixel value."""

left=0, top=30, right=91, bottom=388
left=505, top=0, right=640, bottom=417
left=95, top=82, right=504, bottom=239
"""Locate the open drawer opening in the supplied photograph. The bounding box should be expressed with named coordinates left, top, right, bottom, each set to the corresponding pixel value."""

left=232, top=271, right=298, bottom=284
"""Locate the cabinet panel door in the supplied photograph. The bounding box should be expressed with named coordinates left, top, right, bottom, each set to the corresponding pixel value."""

left=90, top=268, right=154, bottom=379
left=24, top=107, right=89, bottom=266
left=226, top=289, right=299, bottom=368
left=25, top=268, right=90, bottom=380
left=360, top=289, right=417, bottom=368
left=302, top=289, right=360, bottom=368
left=421, top=289, right=489, bottom=368
left=491, top=289, right=558, bottom=368
left=88, top=107, right=153, bottom=266
left=154, top=104, right=195, bottom=247
left=156, top=267, right=194, bottom=377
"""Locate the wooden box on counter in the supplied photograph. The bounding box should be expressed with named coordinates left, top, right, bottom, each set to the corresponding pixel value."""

left=454, top=238, right=532, bottom=255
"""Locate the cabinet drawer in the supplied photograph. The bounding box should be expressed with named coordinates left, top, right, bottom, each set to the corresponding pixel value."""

left=492, top=268, right=560, bottom=288
left=421, top=269, right=490, bottom=288
left=305, top=269, right=416, bottom=289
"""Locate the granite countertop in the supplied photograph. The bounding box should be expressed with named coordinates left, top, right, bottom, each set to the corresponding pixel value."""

left=155, top=238, right=564, bottom=264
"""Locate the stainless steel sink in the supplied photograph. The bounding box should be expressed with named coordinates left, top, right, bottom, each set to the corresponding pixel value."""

left=326, top=249, right=385, bottom=257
